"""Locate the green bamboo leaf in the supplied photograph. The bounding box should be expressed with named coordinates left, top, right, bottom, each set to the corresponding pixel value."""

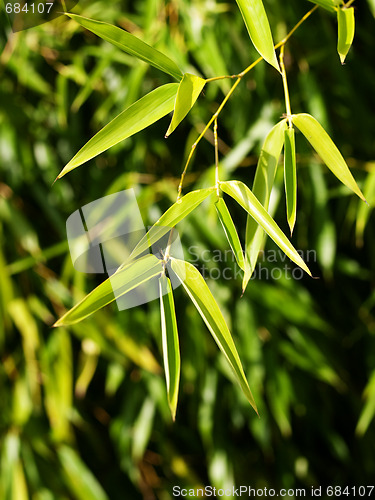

left=235, top=0, right=280, bottom=72
left=130, top=188, right=215, bottom=260
left=284, top=127, right=297, bottom=234
left=355, top=370, right=375, bottom=437
left=66, top=14, right=182, bottom=81
left=170, top=258, right=258, bottom=413
left=215, top=197, right=247, bottom=272
left=57, top=83, right=179, bottom=178
left=220, top=180, right=311, bottom=276
left=54, top=254, right=163, bottom=326
left=244, top=119, right=287, bottom=290
left=337, top=7, right=355, bottom=64
left=306, top=0, right=340, bottom=12
left=12, top=460, right=28, bottom=500
left=367, top=0, right=375, bottom=18
left=309, top=0, right=343, bottom=12
left=159, top=275, right=181, bottom=421
left=58, top=446, right=109, bottom=500
left=166, top=73, right=206, bottom=137
left=292, top=113, right=365, bottom=201
left=356, top=167, right=375, bottom=247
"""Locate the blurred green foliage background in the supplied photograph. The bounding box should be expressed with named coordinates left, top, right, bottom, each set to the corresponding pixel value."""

left=1, top=0, right=375, bottom=498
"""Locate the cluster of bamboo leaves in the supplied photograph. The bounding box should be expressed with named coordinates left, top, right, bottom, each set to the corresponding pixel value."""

left=2, top=0, right=375, bottom=496
left=54, top=0, right=364, bottom=418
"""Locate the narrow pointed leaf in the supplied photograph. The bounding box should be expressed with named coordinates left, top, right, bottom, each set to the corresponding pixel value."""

left=54, top=254, right=163, bottom=326
left=220, top=180, right=311, bottom=276
left=130, top=188, right=215, bottom=260
left=66, top=14, right=182, bottom=81
left=215, top=197, right=247, bottom=272
left=307, top=0, right=340, bottom=12
left=356, top=168, right=375, bottom=247
left=355, top=370, right=375, bottom=437
left=166, top=73, right=206, bottom=137
left=170, top=258, right=257, bottom=413
left=58, top=446, right=109, bottom=500
left=284, top=127, right=297, bottom=234
left=235, top=0, right=280, bottom=71
left=244, top=119, right=287, bottom=290
left=58, top=83, right=179, bottom=178
left=337, top=7, right=355, bottom=64
left=292, top=113, right=365, bottom=201
left=159, top=275, right=180, bottom=421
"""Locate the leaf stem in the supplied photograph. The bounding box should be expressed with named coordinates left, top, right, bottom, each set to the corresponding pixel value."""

left=177, top=76, right=242, bottom=200
left=214, top=118, right=220, bottom=196
left=279, top=45, right=293, bottom=128
left=205, top=75, right=238, bottom=83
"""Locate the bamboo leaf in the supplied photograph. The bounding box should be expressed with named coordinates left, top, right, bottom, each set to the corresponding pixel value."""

left=57, top=83, right=179, bottom=178
left=337, top=7, right=355, bottom=64
left=166, top=73, right=206, bottom=137
left=284, top=127, right=297, bottom=234
left=54, top=254, right=163, bottom=326
left=58, top=446, right=109, bottom=500
left=159, top=275, right=181, bottom=421
left=356, top=168, right=375, bottom=247
left=170, top=258, right=258, bottom=413
left=130, top=188, right=215, bottom=260
left=66, top=14, right=182, bottom=81
left=355, top=370, right=375, bottom=437
left=292, top=113, right=365, bottom=201
left=244, top=119, right=287, bottom=290
left=220, top=180, right=311, bottom=276
left=215, top=197, right=247, bottom=272
left=235, top=0, right=280, bottom=72
left=306, top=0, right=340, bottom=12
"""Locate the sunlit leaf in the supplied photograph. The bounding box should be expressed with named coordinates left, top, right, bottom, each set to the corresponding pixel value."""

left=215, top=197, right=247, bottom=272
left=130, top=188, right=215, bottom=260
left=54, top=254, right=163, bottom=326
left=159, top=275, right=181, bottom=420
left=356, top=167, right=375, bottom=247
left=166, top=73, right=206, bottom=137
left=292, top=113, right=365, bottom=201
left=337, top=7, right=355, bottom=64
left=235, top=0, right=280, bottom=71
left=58, top=446, right=109, bottom=500
left=57, top=83, right=179, bottom=178
left=306, top=0, right=339, bottom=12
left=367, top=0, right=375, bottom=17
left=244, top=119, right=287, bottom=290
left=284, top=127, right=297, bottom=234
left=220, top=180, right=311, bottom=276
left=356, top=370, right=375, bottom=437
left=170, top=258, right=258, bottom=413
left=66, top=14, right=182, bottom=81
left=42, top=329, right=73, bottom=441
left=132, top=398, right=156, bottom=461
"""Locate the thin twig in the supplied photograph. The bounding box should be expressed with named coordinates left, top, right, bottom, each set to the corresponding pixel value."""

left=214, top=118, right=220, bottom=196
left=279, top=45, right=293, bottom=128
